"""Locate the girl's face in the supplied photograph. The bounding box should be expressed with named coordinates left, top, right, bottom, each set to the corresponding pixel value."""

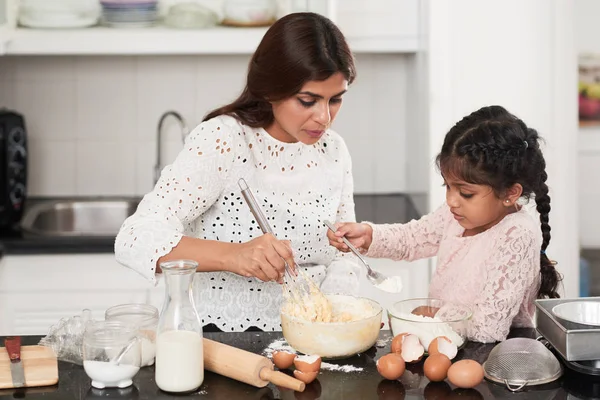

left=443, top=174, right=521, bottom=236
left=266, top=72, right=348, bottom=144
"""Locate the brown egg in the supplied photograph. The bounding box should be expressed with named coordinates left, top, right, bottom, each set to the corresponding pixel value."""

left=427, top=336, right=457, bottom=360
left=377, top=353, right=406, bottom=380
left=391, top=333, right=410, bottom=354
left=272, top=350, right=297, bottom=369
left=293, top=369, right=318, bottom=384
left=447, top=359, right=484, bottom=389
left=294, top=355, right=322, bottom=373
left=423, top=353, right=451, bottom=382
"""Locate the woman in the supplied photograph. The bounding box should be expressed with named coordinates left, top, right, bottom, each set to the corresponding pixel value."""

left=115, top=12, right=361, bottom=332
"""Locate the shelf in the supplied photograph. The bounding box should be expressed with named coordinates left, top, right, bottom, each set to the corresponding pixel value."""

left=0, top=26, right=419, bottom=56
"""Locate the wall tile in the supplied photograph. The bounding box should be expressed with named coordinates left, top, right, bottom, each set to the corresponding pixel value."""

left=75, top=57, right=136, bottom=142
left=135, top=56, right=197, bottom=142
left=28, top=140, right=76, bottom=196
left=75, top=141, right=136, bottom=196
left=14, top=81, right=76, bottom=141
left=14, top=57, right=75, bottom=83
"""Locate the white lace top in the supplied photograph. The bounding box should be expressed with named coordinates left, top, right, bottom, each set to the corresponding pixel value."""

left=115, top=115, right=361, bottom=332
left=366, top=203, right=542, bottom=343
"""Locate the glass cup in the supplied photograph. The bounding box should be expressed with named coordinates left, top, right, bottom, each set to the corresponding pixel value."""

left=105, top=303, right=159, bottom=367
left=82, top=320, right=141, bottom=389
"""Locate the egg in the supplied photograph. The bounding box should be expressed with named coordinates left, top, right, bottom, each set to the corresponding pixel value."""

left=391, top=333, right=409, bottom=354
left=272, top=350, right=297, bottom=369
left=447, top=359, right=484, bottom=389
left=427, top=336, right=458, bottom=360
left=423, top=353, right=451, bottom=382
left=293, top=369, right=318, bottom=384
left=377, top=353, right=406, bottom=380
left=294, top=355, right=321, bottom=373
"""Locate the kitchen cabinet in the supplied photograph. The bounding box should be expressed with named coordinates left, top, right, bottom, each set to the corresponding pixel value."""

left=0, top=253, right=427, bottom=335
left=0, top=0, right=421, bottom=55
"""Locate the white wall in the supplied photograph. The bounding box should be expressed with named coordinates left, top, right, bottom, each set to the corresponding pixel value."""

left=0, top=53, right=416, bottom=197
left=575, top=0, right=600, bottom=248
left=426, top=0, right=579, bottom=298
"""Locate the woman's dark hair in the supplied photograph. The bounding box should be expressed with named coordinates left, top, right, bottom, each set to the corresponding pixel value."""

left=203, top=12, right=356, bottom=127
left=435, top=105, right=562, bottom=299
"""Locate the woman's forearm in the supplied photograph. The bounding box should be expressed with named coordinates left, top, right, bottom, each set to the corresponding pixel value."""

left=156, top=236, right=237, bottom=273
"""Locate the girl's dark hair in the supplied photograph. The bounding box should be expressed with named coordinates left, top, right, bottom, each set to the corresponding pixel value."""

left=203, top=12, right=356, bottom=127
left=435, top=105, right=562, bottom=299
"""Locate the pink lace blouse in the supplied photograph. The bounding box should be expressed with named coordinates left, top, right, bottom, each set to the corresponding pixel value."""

left=366, top=203, right=542, bottom=343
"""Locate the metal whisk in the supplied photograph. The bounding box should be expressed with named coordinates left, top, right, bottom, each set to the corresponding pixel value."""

left=238, top=178, right=310, bottom=304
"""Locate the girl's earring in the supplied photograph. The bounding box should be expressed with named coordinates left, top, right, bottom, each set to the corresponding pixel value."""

left=504, top=199, right=511, bottom=205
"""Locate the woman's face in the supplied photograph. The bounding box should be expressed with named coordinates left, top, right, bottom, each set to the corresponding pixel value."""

left=267, top=72, right=348, bottom=144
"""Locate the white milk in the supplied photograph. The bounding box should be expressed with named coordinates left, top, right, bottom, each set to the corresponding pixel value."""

left=155, top=330, right=204, bottom=393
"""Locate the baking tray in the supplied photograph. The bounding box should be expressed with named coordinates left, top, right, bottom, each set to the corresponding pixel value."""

left=535, top=297, right=600, bottom=361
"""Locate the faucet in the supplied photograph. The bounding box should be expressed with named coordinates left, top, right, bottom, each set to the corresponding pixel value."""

left=155, top=111, right=189, bottom=185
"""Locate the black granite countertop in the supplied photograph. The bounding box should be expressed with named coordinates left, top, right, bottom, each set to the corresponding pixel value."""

left=1, top=329, right=598, bottom=400
left=0, top=193, right=424, bottom=257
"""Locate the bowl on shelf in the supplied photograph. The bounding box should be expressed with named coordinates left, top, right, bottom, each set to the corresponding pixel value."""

left=387, top=298, right=472, bottom=351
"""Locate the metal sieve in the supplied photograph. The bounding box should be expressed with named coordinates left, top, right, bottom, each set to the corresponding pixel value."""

left=483, top=337, right=563, bottom=392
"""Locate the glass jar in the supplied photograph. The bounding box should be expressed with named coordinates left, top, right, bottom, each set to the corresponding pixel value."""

left=155, top=260, right=204, bottom=393
left=105, top=304, right=159, bottom=367
left=83, top=320, right=141, bottom=389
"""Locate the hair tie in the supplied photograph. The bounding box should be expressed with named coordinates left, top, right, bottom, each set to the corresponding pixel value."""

left=541, top=250, right=546, bottom=255
left=523, top=140, right=529, bottom=149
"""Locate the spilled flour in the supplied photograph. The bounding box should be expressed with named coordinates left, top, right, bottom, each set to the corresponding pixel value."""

left=263, top=338, right=363, bottom=373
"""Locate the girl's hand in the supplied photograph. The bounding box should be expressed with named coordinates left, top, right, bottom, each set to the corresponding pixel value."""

left=230, top=234, right=295, bottom=283
left=327, top=222, right=373, bottom=253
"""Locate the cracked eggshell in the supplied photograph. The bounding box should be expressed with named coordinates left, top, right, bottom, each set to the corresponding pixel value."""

left=395, top=333, right=424, bottom=363
left=293, top=369, right=318, bottom=384
left=294, top=355, right=322, bottom=373
left=272, top=350, right=297, bottom=369
left=428, top=336, right=458, bottom=360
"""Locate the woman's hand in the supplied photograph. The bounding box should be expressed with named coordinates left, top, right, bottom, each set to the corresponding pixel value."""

left=229, top=233, right=295, bottom=283
left=327, top=222, right=373, bottom=253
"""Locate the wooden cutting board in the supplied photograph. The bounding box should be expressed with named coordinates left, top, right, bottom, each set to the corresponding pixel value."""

left=0, top=345, right=58, bottom=389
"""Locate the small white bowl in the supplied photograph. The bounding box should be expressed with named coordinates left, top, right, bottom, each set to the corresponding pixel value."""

left=552, top=301, right=600, bottom=327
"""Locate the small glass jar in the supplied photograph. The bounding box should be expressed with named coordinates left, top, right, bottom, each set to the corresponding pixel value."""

left=105, top=304, right=159, bottom=367
left=83, top=320, right=141, bottom=389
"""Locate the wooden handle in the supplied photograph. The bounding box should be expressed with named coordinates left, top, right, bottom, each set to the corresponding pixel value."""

left=203, top=338, right=305, bottom=392
left=4, top=337, right=21, bottom=362
left=259, top=368, right=305, bottom=392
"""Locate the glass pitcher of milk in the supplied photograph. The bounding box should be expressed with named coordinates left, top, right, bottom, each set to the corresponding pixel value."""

left=155, top=260, right=204, bottom=393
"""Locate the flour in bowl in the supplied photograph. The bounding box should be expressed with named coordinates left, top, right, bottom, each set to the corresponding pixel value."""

left=389, top=312, right=464, bottom=350
left=282, top=294, right=378, bottom=323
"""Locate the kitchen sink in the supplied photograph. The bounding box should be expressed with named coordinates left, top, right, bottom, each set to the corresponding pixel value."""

left=20, top=197, right=142, bottom=237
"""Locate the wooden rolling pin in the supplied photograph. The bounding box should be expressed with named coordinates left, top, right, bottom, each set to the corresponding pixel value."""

left=203, top=338, right=305, bottom=392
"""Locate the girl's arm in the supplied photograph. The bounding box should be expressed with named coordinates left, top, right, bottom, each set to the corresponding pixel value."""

left=364, top=203, right=451, bottom=261
left=467, top=226, right=539, bottom=343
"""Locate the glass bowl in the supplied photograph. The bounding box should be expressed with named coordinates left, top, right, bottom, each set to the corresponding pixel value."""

left=387, top=298, right=472, bottom=351
left=83, top=320, right=142, bottom=389
left=281, top=294, right=383, bottom=359
left=105, top=303, right=159, bottom=367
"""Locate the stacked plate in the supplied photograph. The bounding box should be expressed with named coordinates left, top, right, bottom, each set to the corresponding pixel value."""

left=100, top=0, right=159, bottom=28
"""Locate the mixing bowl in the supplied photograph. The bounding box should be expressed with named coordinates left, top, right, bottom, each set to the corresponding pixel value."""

left=387, top=298, right=472, bottom=350
left=281, top=294, right=382, bottom=359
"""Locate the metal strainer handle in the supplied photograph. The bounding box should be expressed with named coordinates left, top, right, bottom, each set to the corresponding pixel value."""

left=504, top=380, right=527, bottom=392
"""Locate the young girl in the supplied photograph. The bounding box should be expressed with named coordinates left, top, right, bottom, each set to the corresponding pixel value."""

left=327, top=105, right=562, bottom=343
